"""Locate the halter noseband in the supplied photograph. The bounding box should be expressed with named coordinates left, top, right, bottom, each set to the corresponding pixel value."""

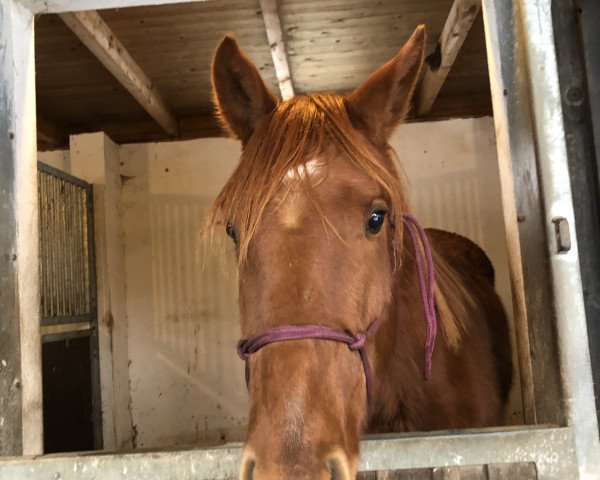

left=237, top=213, right=437, bottom=407
left=237, top=318, right=381, bottom=404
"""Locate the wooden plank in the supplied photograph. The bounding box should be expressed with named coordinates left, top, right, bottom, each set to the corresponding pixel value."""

left=0, top=0, right=43, bottom=456
left=482, top=0, right=564, bottom=425
left=359, top=470, right=432, bottom=480
left=259, top=0, right=294, bottom=100
left=71, top=115, right=223, bottom=145
left=359, top=473, right=379, bottom=480
left=36, top=116, right=68, bottom=147
left=19, top=0, right=213, bottom=14
left=432, top=466, right=486, bottom=479
left=58, top=10, right=178, bottom=136
left=360, top=463, right=537, bottom=480
left=487, top=463, right=537, bottom=479
left=392, top=469, right=432, bottom=479
left=417, top=0, right=481, bottom=115
left=0, top=0, right=23, bottom=456
left=0, top=427, right=579, bottom=479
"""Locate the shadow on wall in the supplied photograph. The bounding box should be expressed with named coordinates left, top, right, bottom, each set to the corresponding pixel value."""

left=120, top=139, right=247, bottom=450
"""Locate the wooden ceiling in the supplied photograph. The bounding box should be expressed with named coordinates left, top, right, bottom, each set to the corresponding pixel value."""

left=35, top=0, right=492, bottom=150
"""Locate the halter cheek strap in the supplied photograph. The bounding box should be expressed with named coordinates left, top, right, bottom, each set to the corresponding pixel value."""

left=237, top=213, right=438, bottom=407
left=396, top=213, right=438, bottom=380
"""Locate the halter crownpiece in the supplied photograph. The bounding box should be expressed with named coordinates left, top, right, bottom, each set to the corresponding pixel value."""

left=237, top=213, right=438, bottom=405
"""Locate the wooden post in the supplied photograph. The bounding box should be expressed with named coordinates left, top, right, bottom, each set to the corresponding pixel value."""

left=0, top=0, right=43, bottom=456
left=481, top=0, right=564, bottom=426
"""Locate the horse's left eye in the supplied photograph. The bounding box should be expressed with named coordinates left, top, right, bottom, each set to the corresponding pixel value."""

left=366, top=210, right=386, bottom=235
left=225, top=222, right=237, bottom=243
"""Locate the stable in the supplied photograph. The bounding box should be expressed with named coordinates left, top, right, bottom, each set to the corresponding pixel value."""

left=1, top=0, right=599, bottom=479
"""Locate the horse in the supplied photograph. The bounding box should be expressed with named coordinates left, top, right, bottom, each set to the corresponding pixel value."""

left=206, top=25, right=513, bottom=480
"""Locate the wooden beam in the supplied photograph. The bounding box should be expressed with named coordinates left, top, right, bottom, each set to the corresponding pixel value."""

left=37, top=116, right=68, bottom=147
left=19, top=0, right=212, bottom=15
left=417, top=0, right=481, bottom=115
left=58, top=10, right=178, bottom=136
left=1, top=0, right=43, bottom=456
left=259, top=0, right=294, bottom=100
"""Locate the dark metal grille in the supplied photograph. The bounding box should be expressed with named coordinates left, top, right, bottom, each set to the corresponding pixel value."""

left=37, top=163, right=96, bottom=326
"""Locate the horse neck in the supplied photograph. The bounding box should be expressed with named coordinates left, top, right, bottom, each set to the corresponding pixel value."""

left=372, top=232, right=430, bottom=393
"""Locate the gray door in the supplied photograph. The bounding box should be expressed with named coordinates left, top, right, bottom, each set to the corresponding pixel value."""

left=37, top=162, right=102, bottom=452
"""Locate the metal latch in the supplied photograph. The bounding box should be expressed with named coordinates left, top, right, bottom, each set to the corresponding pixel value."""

left=552, top=217, right=571, bottom=253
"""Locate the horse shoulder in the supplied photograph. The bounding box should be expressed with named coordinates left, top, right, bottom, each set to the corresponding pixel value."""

left=425, top=227, right=513, bottom=409
left=425, top=228, right=495, bottom=285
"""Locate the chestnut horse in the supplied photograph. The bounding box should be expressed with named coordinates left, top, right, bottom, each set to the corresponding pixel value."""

left=207, top=25, right=512, bottom=480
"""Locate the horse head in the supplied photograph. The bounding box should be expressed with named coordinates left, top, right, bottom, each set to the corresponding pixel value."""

left=208, top=26, right=426, bottom=480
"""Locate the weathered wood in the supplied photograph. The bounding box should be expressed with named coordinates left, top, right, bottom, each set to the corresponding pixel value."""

left=417, top=0, right=481, bottom=115
left=432, top=465, right=486, bottom=479
left=519, top=0, right=600, bottom=475
left=0, top=0, right=43, bottom=456
left=259, top=0, right=295, bottom=100
left=553, top=0, right=600, bottom=424
left=487, top=462, right=537, bottom=479
left=36, top=116, right=68, bottom=147
left=0, top=427, right=577, bottom=478
left=58, top=10, right=178, bottom=136
left=392, top=469, right=432, bottom=479
left=359, top=472, right=378, bottom=480
left=65, top=116, right=222, bottom=146
left=358, top=463, right=538, bottom=479
left=19, top=0, right=212, bottom=14
left=34, top=1, right=492, bottom=147
left=482, top=0, right=564, bottom=425
left=0, top=0, right=23, bottom=457
left=578, top=0, right=600, bottom=178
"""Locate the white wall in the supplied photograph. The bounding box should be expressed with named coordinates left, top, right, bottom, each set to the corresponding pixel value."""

left=119, top=139, right=246, bottom=448
left=393, top=117, right=512, bottom=317
left=37, top=115, right=521, bottom=450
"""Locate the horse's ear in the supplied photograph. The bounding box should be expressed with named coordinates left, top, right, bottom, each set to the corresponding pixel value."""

left=212, top=36, right=278, bottom=143
left=345, top=25, right=426, bottom=140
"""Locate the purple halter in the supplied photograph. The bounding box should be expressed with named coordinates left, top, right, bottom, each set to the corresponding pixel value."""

left=237, top=213, right=438, bottom=406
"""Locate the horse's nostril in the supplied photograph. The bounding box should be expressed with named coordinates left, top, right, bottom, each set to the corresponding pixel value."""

left=326, top=452, right=352, bottom=480
left=327, top=457, right=351, bottom=480
left=327, top=458, right=340, bottom=480
left=240, top=456, right=255, bottom=480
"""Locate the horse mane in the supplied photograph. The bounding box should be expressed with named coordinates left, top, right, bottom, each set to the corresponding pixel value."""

left=205, top=93, right=408, bottom=265
left=431, top=247, right=472, bottom=351
left=204, top=92, right=472, bottom=350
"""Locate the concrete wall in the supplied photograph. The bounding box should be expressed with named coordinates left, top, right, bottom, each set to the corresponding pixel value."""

left=394, top=117, right=512, bottom=317
left=37, top=115, right=520, bottom=451
left=118, top=139, right=246, bottom=448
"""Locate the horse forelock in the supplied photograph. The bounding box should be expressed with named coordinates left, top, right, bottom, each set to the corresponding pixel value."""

left=204, top=92, right=469, bottom=350
left=204, top=92, right=408, bottom=268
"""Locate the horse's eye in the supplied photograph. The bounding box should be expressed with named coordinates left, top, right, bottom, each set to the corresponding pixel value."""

left=366, top=210, right=386, bottom=235
left=225, top=222, right=237, bottom=243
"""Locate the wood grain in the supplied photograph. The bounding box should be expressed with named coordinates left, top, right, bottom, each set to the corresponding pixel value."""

left=358, top=462, right=537, bottom=479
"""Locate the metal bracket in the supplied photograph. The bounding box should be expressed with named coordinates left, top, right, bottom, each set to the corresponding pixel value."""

left=552, top=216, right=572, bottom=253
